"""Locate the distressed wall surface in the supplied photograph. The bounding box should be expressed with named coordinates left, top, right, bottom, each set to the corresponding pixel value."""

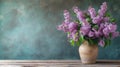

left=0, top=0, right=120, bottom=59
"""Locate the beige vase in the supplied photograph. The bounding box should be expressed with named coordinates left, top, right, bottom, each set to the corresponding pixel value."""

left=79, top=40, right=98, bottom=64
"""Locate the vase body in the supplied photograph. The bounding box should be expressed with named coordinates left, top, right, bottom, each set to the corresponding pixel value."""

left=79, top=41, right=98, bottom=64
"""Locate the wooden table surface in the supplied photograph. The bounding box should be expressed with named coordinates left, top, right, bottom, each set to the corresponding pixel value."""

left=0, top=60, right=120, bottom=67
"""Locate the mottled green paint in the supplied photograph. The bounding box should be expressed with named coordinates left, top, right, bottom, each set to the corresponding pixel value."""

left=0, top=0, right=120, bottom=59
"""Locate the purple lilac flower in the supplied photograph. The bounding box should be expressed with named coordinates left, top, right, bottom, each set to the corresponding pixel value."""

left=92, top=15, right=103, bottom=24
left=64, top=10, right=71, bottom=23
left=112, top=31, right=119, bottom=38
left=77, top=11, right=85, bottom=22
left=104, top=17, right=110, bottom=22
left=103, top=27, right=110, bottom=37
left=88, top=31, right=94, bottom=37
left=92, top=29, right=102, bottom=38
left=72, top=6, right=80, bottom=13
left=68, top=22, right=79, bottom=32
left=99, top=23, right=105, bottom=30
left=57, top=10, right=71, bottom=32
left=98, top=2, right=107, bottom=17
left=68, top=30, right=79, bottom=41
left=57, top=23, right=64, bottom=30
left=80, top=25, right=91, bottom=36
left=99, top=39, right=105, bottom=47
left=102, top=23, right=118, bottom=38
left=73, top=6, right=90, bottom=27
left=104, top=22, right=109, bottom=27
left=81, top=20, right=90, bottom=26
left=95, top=31, right=101, bottom=37
left=88, top=7, right=96, bottom=19
left=80, top=19, right=91, bottom=36
left=73, top=6, right=85, bottom=22
left=107, top=23, right=117, bottom=33
left=72, top=30, right=79, bottom=41
left=57, top=22, right=69, bottom=32
left=57, top=2, right=119, bottom=47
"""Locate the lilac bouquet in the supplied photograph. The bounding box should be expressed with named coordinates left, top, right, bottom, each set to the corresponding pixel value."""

left=57, top=2, right=119, bottom=47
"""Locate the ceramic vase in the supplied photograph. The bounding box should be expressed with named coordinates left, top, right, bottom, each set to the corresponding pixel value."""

left=79, top=41, right=98, bottom=64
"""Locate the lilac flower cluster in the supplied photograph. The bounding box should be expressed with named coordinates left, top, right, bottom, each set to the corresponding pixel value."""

left=57, top=10, right=79, bottom=41
left=57, top=2, right=119, bottom=47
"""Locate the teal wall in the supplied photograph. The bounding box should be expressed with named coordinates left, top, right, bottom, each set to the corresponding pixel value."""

left=0, top=0, right=120, bottom=59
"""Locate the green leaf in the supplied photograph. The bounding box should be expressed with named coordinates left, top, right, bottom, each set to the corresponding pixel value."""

left=93, top=25, right=99, bottom=30
left=93, top=39, right=99, bottom=45
left=75, top=20, right=80, bottom=23
left=87, top=38, right=99, bottom=45
left=70, top=40, right=75, bottom=46
left=109, top=33, right=112, bottom=38
left=79, top=35, right=84, bottom=43
left=76, top=41, right=80, bottom=46
left=86, top=18, right=91, bottom=22
left=105, top=12, right=111, bottom=17
left=104, top=38, right=111, bottom=48
left=88, top=38, right=94, bottom=45
left=110, top=18, right=116, bottom=22
left=85, top=14, right=90, bottom=18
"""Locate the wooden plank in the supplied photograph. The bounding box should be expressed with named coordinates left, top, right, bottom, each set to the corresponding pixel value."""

left=0, top=60, right=120, bottom=63
left=0, top=60, right=119, bottom=67
left=0, top=60, right=120, bottom=64
left=0, top=65, right=120, bottom=67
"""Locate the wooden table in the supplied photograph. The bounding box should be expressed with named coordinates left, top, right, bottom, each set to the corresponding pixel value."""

left=0, top=60, right=120, bottom=67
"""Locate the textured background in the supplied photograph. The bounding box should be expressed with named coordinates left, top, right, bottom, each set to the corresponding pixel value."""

left=0, top=0, right=120, bottom=60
